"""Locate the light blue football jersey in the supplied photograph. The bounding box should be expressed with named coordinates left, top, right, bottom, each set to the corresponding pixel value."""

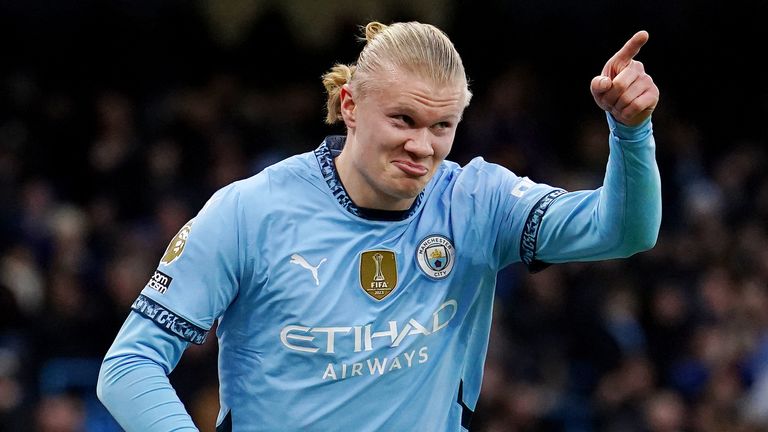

left=100, top=115, right=660, bottom=431
left=134, top=135, right=561, bottom=431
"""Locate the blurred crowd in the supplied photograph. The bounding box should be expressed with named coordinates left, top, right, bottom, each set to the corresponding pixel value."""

left=1, top=2, right=767, bottom=431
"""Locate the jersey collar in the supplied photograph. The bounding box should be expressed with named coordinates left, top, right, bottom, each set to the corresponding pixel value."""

left=314, top=135, right=424, bottom=221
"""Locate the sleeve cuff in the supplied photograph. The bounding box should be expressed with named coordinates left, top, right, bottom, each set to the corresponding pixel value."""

left=519, top=189, right=566, bottom=272
left=606, top=112, right=652, bottom=141
left=132, top=295, right=209, bottom=345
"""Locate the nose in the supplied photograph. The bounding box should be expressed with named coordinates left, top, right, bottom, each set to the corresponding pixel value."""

left=403, top=129, right=434, bottom=158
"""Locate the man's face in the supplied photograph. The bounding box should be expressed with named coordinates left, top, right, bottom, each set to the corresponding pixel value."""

left=337, top=69, right=466, bottom=211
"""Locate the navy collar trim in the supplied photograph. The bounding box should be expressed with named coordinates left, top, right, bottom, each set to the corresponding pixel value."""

left=314, top=135, right=423, bottom=221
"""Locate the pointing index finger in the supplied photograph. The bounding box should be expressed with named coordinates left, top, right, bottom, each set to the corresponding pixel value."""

left=612, top=30, right=649, bottom=65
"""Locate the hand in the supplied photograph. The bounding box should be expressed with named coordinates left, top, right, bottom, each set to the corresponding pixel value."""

left=591, top=31, right=659, bottom=126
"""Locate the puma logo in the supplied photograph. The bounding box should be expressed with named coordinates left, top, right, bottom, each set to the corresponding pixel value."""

left=290, top=254, right=327, bottom=286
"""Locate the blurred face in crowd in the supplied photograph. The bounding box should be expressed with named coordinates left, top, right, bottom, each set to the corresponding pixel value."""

left=336, top=67, right=466, bottom=211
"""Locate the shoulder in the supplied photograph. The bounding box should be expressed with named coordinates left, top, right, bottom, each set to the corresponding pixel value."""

left=193, top=150, right=319, bottom=222
left=429, top=157, right=558, bottom=213
left=461, top=157, right=515, bottom=177
left=238, top=151, right=318, bottom=192
left=432, top=157, right=519, bottom=192
left=212, top=150, right=318, bottom=205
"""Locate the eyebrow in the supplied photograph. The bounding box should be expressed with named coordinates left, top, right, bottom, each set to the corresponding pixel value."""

left=384, top=104, right=460, bottom=122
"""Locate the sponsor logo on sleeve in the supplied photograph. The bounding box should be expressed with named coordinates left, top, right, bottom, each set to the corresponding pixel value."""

left=511, top=177, right=536, bottom=197
left=146, top=269, right=173, bottom=294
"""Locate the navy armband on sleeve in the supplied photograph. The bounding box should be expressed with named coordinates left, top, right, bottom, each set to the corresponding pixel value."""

left=520, top=189, right=566, bottom=273
left=131, top=294, right=209, bottom=345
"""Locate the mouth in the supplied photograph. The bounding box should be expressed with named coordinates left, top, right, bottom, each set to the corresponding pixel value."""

left=392, top=160, right=429, bottom=177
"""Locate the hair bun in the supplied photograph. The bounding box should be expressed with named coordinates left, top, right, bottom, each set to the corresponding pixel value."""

left=364, top=22, right=388, bottom=43
left=321, top=64, right=356, bottom=124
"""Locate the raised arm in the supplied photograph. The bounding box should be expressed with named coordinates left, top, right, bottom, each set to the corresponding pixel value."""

left=531, top=31, right=661, bottom=266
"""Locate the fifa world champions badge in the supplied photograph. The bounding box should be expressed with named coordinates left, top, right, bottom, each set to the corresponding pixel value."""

left=416, top=235, right=455, bottom=279
left=359, top=250, right=398, bottom=300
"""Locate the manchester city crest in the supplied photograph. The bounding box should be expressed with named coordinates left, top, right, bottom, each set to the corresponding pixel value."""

left=416, top=235, right=455, bottom=279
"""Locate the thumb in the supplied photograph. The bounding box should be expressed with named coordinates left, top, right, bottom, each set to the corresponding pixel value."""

left=590, top=76, right=612, bottom=94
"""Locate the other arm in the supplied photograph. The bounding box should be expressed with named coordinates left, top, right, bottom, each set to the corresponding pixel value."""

left=97, top=185, right=242, bottom=430
left=97, top=313, right=199, bottom=431
left=530, top=31, right=661, bottom=265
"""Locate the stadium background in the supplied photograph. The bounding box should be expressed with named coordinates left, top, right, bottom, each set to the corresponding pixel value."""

left=1, top=1, right=767, bottom=431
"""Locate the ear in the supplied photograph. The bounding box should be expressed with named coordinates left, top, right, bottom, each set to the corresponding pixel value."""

left=339, top=84, right=356, bottom=129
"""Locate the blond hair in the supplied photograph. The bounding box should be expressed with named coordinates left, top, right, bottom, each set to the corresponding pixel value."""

left=322, top=21, right=471, bottom=124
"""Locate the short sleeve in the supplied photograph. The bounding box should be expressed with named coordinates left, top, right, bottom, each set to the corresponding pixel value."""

left=133, top=184, right=243, bottom=344
left=451, top=158, right=563, bottom=270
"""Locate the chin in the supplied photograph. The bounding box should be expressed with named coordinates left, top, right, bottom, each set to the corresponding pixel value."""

left=384, top=176, right=430, bottom=202
left=393, top=185, right=425, bottom=200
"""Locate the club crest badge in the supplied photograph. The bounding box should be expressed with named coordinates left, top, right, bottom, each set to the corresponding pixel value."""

left=161, top=221, right=193, bottom=266
left=416, top=235, right=455, bottom=279
left=359, top=250, right=398, bottom=301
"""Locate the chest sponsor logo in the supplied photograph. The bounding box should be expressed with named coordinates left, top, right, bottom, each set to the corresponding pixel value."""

left=416, top=235, right=455, bottom=279
left=279, top=300, right=458, bottom=381
left=359, top=250, right=398, bottom=300
left=161, top=221, right=192, bottom=266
